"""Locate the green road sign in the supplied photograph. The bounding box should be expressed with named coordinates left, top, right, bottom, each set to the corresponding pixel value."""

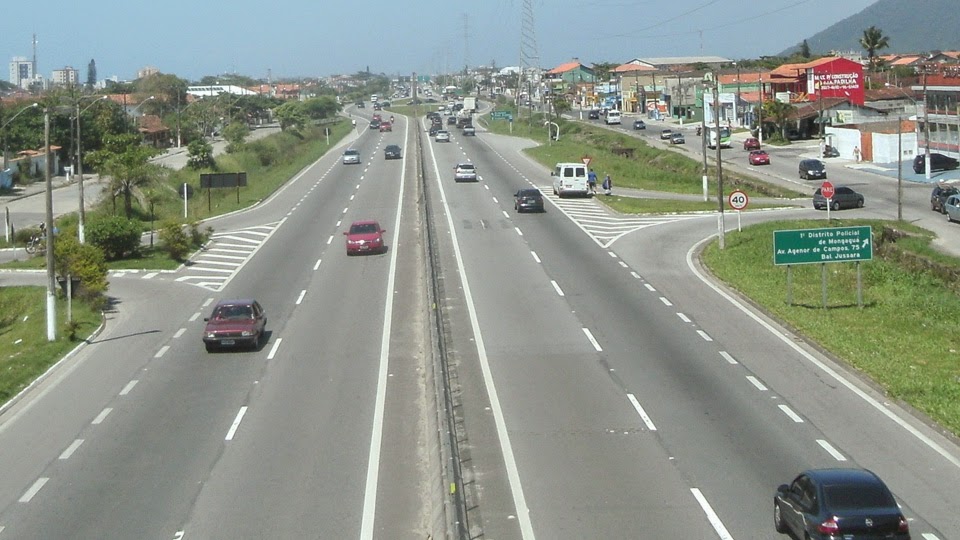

left=773, top=226, right=873, bottom=266
left=490, top=111, right=513, bottom=120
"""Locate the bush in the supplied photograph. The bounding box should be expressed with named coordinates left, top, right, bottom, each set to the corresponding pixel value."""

left=247, top=140, right=279, bottom=166
left=87, top=215, right=142, bottom=260
left=53, top=234, right=109, bottom=299
left=187, top=139, right=215, bottom=169
left=189, top=222, right=212, bottom=247
left=159, top=221, right=191, bottom=261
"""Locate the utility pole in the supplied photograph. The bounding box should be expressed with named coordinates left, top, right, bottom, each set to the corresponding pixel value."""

left=758, top=73, right=764, bottom=146
left=712, top=77, right=725, bottom=249
left=44, top=108, right=56, bottom=341
left=922, top=65, right=932, bottom=180
left=897, top=115, right=903, bottom=221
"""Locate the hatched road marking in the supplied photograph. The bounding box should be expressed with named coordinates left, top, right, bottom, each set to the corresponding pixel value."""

left=175, top=221, right=282, bottom=291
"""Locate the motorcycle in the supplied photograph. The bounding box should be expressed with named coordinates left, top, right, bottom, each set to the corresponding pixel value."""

left=696, top=126, right=702, bottom=136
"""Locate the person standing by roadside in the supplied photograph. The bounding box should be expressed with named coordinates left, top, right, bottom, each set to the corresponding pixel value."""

left=588, top=168, right=598, bottom=194
left=853, top=145, right=861, bottom=163
left=602, top=174, right=612, bottom=195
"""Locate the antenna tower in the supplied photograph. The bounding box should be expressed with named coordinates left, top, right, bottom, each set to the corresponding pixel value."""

left=518, top=0, right=539, bottom=106
left=32, top=33, right=38, bottom=76
left=463, top=14, right=470, bottom=73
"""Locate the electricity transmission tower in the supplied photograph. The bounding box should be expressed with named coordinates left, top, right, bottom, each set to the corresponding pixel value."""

left=518, top=0, right=539, bottom=113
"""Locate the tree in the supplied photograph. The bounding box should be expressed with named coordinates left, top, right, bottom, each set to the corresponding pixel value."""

left=762, top=100, right=796, bottom=140
left=591, top=61, right=618, bottom=83
left=799, top=40, right=811, bottom=59
left=274, top=101, right=307, bottom=131
left=860, top=26, right=890, bottom=72
left=187, top=139, right=215, bottom=169
left=300, top=96, right=340, bottom=120
left=551, top=96, right=571, bottom=120
left=86, top=59, right=97, bottom=89
left=97, top=133, right=162, bottom=217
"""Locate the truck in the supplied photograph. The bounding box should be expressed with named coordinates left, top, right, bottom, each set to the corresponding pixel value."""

left=462, top=96, right=477, bottom=113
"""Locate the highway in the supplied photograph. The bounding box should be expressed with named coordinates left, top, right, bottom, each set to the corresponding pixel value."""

left=0, top=101, right=957, bottom=539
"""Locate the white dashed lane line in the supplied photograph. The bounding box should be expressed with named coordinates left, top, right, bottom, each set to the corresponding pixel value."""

left=531, top=251, right=541, bottom=263
left=18, top=478, right=49, bottom=503
left=514, top=227, right=523, bottom=236
left=690, top=488, right=734, bottom=540
left=550, top=281, right=565, bottom=297
left=91, top=408, right=112, bottom=425
left=719, top=351, right=738, bottom=365
left=677, top=312, right=691, bottom=323
left=267, top=338, right=282, bottom=360
left=746, top=376, right=768, bottom=391
left=296, top=290, right=307, bottom=305
left=778, top=404, right=804, bottom=423
left=154, top=346, right=170, bottom=358
left=696, top=330, right=713, bottom=342
left=189, top=312, right=201, bottom=322
left=58, top=439, right=84, bottom=460
left=326, top=236, right=334, bottom=245
left=631, top=271, right=641, bottom=279
left=225, top=406, right=248, bottom=441
left=644, top=284, right=656, bottom=292
left=314, top=259, right=322, bottom=270
left=660, top=297, right=673, bottom=307
left=817, top=439, right=847, bottom=461
left=119, top=380, right=138, bottom=396
left=627, top=393, right=657, bottom=431
left=582, top=328, right=603, bottom=352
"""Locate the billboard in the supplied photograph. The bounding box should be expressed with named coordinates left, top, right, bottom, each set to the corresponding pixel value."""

left=806, top=58, right=864, bottom=105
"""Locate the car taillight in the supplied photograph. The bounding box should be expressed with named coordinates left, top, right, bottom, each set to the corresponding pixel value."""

left=817, top=517, right=840, bottom=534
left=898, top=515, right=910, bottom=533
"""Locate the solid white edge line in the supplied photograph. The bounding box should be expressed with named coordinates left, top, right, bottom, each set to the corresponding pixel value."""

left=225, top=406, right=248, bottom=441
left=550, top=280, right=565, bottom=297
left=91, top=408, right=112, bottom=425
left=626, top=393, right=657, bottom=431
left=58, top=439, right=84, bottom=460
left=18, top=478, right=49, bottom=503
left=420, top=119, right=537, bottom=540
left=266, top=338, right=282, bottom=360
left=690, top=488, right=735, bottom=540
left=119, top=380, right=138, bottom=396
left=817, top=439, right=848, bottom=461
left=778, top=404, right=804, bottom=423
left=582, top=328, right=603, bottom=352
left=359, top=115, right=407, bottom=540
left=746, top=376, right=768, bottom=391
left=295, top=289, right=307, bottom=305
left=719, top=351, right=739, bottom=365
left=685, top=236, right=960, bottom=469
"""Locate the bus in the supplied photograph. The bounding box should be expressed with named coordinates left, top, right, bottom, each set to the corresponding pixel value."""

left=705, top=124, right=732, bottom=149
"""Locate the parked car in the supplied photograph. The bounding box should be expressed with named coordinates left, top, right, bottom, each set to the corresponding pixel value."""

left=632, top=119, right=646, bottom=130
left=202, top=299, right=267, bottom=352
left=514, top=188, right=545, bottom=212
left=743, top=137, right=760, bottom=150
left=587, top=109, right=600, bottom=120
left=342, top=149, right=360, bottom=165
left=944, top=193, right=960, bottom=223
left=813, top=185, right=864, bottom=210
left=931, top=183, right=960, bottom=213
left=435, top=130, right=451, bottom=142
left=453, top=162, right=477, bottom=182
left=659, top=129, right=673, bottom=140
left=344, top=220, right=386, bottom=255
left=384, top=144, right=402, bottom=160
left=774, top=468, right=910, bottom=540
left=913, top=152, right=960, bottom=174
left=799, top=158, right=827, bottom=180
left=670, top=132, right=685, bottom=144
left=748, top=150, right=770, bottom=165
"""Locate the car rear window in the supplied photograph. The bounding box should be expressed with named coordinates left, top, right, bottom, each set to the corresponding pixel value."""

left=823, top=484, right=894, bottom=510
left=519, top=189, right=540, bottom=197
left=458, top=164, right=474, bottom=170
left=214, top=305, right=254, bottom=320
left=350, top=223, right=379, bottom=234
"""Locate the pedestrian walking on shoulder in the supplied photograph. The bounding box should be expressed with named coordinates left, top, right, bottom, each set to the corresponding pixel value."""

left=588, top=168, right=598, bottom=194
left=853, top=146, right=861, bottom=163
left=602, top=174, right=612, bottom=195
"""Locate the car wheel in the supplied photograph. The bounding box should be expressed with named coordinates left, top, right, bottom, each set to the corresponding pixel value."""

left=205, top=343, right=216, bottom=353
left=857, top=199, right=864, bottom=208
left=948, top=212, right=954, bottom=223
left=773, top=501, right=788, bottom=534
left=832, top=201, right=841, bottom=211
left=800, top=172, right=806, bottom=180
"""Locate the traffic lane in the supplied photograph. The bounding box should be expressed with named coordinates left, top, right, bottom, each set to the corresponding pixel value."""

left=428, top=141, right=720, bottom=538
left=4, top=179, right=109, bottom=234
left=180, top=124, right=411, bottom=538
left=0, top=277, right=266, bottom=538
left=615, top=210, right=960, bottom=537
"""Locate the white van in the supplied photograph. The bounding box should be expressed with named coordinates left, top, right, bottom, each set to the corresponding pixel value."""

left=604, top=110, right=622, bottom=125
left=551, top=162, right=589, bottom=198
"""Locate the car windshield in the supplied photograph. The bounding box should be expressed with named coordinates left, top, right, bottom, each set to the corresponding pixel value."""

left=350, top=223, right=379, bottom=234
left=345, top=150, right=358, bottom=156
left=458, top=164, right=474, bottom=170
left=518, top=190, right=539, bottom=197
left=214, top=305, right=254, bottom=320
left=823, top=484, right=894, bottom=510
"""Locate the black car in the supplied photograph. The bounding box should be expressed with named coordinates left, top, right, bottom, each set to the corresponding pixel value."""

left=632, top=119, right=646, bottom=130
left=514, top=188, right=545, bottom=212
left=447, top=116, right=457, bottom=125
left=913, top=152, right=960, bottom=174
left=799, top=158, right=827, bottom=180
left=355, top=101, right=365, bottom=109
left=428, top=124, right=441, bottom=136
left=774, top=468, right=910, bottom=540
left=587, top=109, right=600, bottom=120
left=931, top=183, right=959, bottom=213
left=369, top=120, right=380, bottom=130
left=813, top=185, right=864, bottom=210
left=384, top=144, right=402, bottom=160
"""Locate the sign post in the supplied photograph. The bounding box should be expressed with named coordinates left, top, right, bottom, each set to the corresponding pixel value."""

left=820, top=181, right=835, bottom=221
left=728, top=189, right=748, bottom=232
left=773, top=225, right=872, bottom=308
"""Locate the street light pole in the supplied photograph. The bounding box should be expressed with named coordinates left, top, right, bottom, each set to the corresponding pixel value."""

left=758, top=73, right=764, bottom=146
left=76, top=96, right=107, bottom=244
left=733, top=62, right=741, bottom=126
left=922, top=68, right=932, bottom=180
left=712, top=76, right=725, bottom=249
left=43, top=108, right=57, bottom=341
left=897, top=115, right=903, bottom=221
left=2, top=102, right=40, bottom=171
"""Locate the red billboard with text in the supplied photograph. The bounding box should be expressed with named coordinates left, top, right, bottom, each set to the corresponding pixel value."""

left=806, top=57, right=864, bottom=105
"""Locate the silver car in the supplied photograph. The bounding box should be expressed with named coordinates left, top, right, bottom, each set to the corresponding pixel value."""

left=342, top=149, right=360, bottom=164
left=453, top=162, right=477, bottom=182
left=435, top=130, right=451, bottom=142
left=945, top=194, right=960, bottom=223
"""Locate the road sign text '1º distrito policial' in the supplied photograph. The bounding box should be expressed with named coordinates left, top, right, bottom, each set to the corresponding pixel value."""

left=773, top=226, right=873, bottom=266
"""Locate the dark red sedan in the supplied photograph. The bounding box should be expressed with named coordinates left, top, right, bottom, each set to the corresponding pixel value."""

left=203, top=299, right=267, bottom=352
left=743, top=137, right=761, bottom=150
left=344, top=220, right=386, bottom=255
left=748, top=150, right=770, bottom=165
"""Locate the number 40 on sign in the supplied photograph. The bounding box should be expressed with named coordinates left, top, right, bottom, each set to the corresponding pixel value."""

left=728, top=190, right=749, bottom=232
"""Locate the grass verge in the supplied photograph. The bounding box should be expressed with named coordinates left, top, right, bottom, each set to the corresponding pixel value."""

left=701, top=219, right=960, bottom=436
left=0, top=287, right=102, bottom=405
left=603, top=195, right=797, bottom=214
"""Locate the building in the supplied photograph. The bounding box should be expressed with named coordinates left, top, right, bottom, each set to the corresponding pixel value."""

left=186, top=85, right=256, bottom=98
left=767, top=56, right=865, bottom=105
left=137, top=66, right=160, bottom=79
left=913, top=64, right=960, bottom=159
left=51, top=66, right=79, bottom=87
left=9, top=56, right=33, bottom=89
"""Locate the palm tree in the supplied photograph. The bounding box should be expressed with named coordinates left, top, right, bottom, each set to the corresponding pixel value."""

left=762, top=100, right=796, bottom=140
left=859, top=26, right=890, bottom=72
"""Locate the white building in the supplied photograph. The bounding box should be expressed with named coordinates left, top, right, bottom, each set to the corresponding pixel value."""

left=186, top=84, right=256, bottom=97
left=51, top=66, right=79, bottom=86
left=9, top=56, right=33, bottom=88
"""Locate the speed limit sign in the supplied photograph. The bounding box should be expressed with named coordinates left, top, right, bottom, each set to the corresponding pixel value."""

left=728, top=190, right=749, bottom=211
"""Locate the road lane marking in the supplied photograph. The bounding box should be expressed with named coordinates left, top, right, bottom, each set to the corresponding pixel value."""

left=296, top=290, right=307, bottom=305
left=119, top=380, right=138, bottom=396
left=922, top=534, right=941, bottom=539
left=607, top=251, right=618, bottom=258
left=627, top=394, right=657, bottom=431
left=677, top=312, right=691, bottom=323
left=327, top=235, right=334, bottom=245
left=267, top=338, right=282, bottom=360
left=746, top=376, right=768, bottom=391
left=18, top=478, right=48, bottom=503
left=719, top=351, right=738, bottom=365
left=59, top=439, right=84, bottom=460
left=314, top=258, right=322, bottom=270
left=660, top=297, right=673, bottom=307
left=189, top=312, right=202, bottom=322
left=644, top=284, right=656, bottom=292
left=92, top=408, right=112, bottom=425
left=817, top=439, right=847, bottom=461
left=202, top=298, right=214, bottom=307
left=778, top=404, right=804, bottom=423
left=582, top=328, right=603, bottom=351
left=350, top=194, right=355, bottom=201
left=225, top=406, right=248, bottom=441
left=155, top=345, right=170, bottom=358
left=142, top=272, right=158, bottom=279
left=631, top=271, right=641, bottom=279
left=492, top=196, right=499, bottom=204
left=550, top=280, right=565, bottom=297
left=502, top=210, right=510, bottom=219
left=618, top=261, right=628, bottom=268
left=514, top=227, right=523, bottom=236
left=342, top=207, right=348, bottom=214
left=696, top=330, right=713, bottom=342
left=531, top=251, right=541, bottom=263
left=690, top=488, right=734, bottom=540
left=173, top=328, right=186, bottom=339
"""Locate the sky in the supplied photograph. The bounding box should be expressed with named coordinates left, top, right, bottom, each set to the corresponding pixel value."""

left=1, top=0, right=879, bottom=83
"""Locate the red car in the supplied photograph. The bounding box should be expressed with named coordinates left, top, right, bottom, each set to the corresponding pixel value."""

left=202, top=299, right=267, bottom=352
left=344, top=220, right=386, bottom=255
left=749, top=150, right=770, bottom=165
left=743, top=137, right=761, bottom=150
left=379, top=121, right=392, bottom=132
left=372, top=113, right=382, bottom=122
